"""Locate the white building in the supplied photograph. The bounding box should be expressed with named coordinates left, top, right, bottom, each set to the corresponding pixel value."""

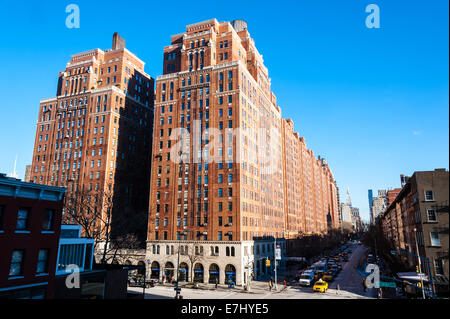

left=145, top=239, right=285, bottom=286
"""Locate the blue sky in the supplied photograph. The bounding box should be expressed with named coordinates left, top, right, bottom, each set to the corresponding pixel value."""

left=0, top=0, right=448, bottom=222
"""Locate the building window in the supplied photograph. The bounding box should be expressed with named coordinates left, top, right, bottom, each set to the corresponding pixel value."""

left=42, top=209, right=54, bottom=231
left=36, top=249, right=49, bottom=274
left=427, top=209, right=437, bottom=222
left=425, top=190, right=434, bottom=201
left=9, top=250, right=24, bottom=277
left=16, top=208, right=29, bottom=230
left=434, top=259, right=444, bottom=275
left=430, top=232, right=440, bottom=246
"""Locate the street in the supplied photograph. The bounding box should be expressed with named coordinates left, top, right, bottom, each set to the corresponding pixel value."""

left=128, top=244, right=377, bottom=299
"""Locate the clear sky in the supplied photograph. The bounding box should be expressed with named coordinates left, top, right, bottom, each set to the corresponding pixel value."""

left=0, top=0, right=448, bottom=222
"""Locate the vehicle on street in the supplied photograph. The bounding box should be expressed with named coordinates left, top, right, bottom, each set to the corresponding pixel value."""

left=313, top=279, right=328, bottom=293
left=330, top=265, right=340, bottom=274
left=128, top=277, right=159, bottom=288
left=322, top=271, right=334, bottom=282
left=314, top=270, right=325, bottom=281
left=299, top=270, right=315, bottom=286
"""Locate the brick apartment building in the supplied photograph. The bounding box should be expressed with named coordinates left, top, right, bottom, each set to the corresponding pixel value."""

left=380, top=169, right=449, bottom=295
left=0, top=173, right=65, bottom=299
left=146, top=19, right=339, bottom=285
left=282, top=119, right=339, bottom=238
left=28, top=33, right=154, bottom=246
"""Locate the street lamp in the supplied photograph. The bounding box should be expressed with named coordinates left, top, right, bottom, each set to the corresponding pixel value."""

left=414, top=228, right=426, bottom=299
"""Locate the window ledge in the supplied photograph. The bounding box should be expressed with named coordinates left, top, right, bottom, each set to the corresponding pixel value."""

left=36, top=273, right=49, bottom=277
left=8, top=276, right=24, bottom=280
left=14, top=230, right=31, bottom=234
left=41, top=231, right=55, bottom=234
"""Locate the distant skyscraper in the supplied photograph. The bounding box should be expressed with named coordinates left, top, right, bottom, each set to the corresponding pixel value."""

left=370, top=190, right=388, bottom=224
left=368, top=189, right=373, bottom=223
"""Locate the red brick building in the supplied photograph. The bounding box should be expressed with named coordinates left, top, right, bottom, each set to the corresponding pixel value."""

left=146, top=19, right=339, bottom=285
left=0, top=173, right=65, bottom=299
left=28, top=33, right=154, bottom=245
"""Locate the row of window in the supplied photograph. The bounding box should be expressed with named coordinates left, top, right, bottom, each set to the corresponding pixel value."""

left=154, top=231, right=233, bottom=241
left=9, top=249, right=49, bottom=277
left=0, top=206, right=54, bottom=232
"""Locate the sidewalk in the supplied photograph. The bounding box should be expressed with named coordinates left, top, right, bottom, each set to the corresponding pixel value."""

left=158, top=280, right=290, bottom=294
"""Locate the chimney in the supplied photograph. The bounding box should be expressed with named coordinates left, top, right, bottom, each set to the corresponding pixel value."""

left=112, top=32, right=126, bottom=50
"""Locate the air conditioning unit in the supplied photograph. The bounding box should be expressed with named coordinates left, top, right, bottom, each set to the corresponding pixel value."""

left=202, top=231, right=208, bottom=235
left=227, top=231, right=233, bottom=235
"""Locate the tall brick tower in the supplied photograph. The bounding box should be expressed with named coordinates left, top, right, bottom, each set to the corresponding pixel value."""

left=145, top=19, right=340, bottom=285
left=146, top=19, right=286, bottom=285
left=30, top=33, right=154, bottom=246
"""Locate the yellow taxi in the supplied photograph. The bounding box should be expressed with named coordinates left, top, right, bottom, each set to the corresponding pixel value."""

left=313, top=279, right=328, bottom=293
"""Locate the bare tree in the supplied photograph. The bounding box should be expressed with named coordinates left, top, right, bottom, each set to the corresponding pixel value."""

left=63, top=182, right=142, bottom=265
left=185, top=243, right=204, bottom=283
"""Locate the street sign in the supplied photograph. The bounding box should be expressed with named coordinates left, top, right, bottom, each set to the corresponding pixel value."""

left=379, top=282, right=396, bottom=288
left=275, top=246, right=281, bottom=260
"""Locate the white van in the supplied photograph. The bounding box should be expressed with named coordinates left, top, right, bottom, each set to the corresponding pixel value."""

left=299, top=270, right=315, bottom=286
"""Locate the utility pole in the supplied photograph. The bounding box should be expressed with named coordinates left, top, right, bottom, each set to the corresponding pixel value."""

left=274, top=237, right=278, bottom=291
left=414, top=228, right=426, bottom=299
left=175, top=230, right=189, bottom=299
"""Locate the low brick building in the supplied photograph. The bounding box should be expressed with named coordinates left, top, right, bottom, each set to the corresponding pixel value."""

left=0, top=174, right=65, bottom=299
left=380, top=169, right=449, bottom=296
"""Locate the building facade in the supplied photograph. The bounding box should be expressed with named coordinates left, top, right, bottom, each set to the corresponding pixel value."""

left=281, top=120, right=339, bottom=238
left=380, top=169, right=449, bottom=295
left=28, top=33, right=154, bottom=245
left=146, top=19, right=339, bottom=285
left=371, top=190, right=388, bottom=224
left=0, top=174, right=65, bottom=299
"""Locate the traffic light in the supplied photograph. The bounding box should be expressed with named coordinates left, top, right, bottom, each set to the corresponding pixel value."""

left=266, top=258, right=271, bottom=267
left=416, top=266, right=419, bottom=273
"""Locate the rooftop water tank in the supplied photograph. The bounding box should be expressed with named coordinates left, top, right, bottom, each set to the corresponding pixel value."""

left=231, top=19, right=247, bottom=32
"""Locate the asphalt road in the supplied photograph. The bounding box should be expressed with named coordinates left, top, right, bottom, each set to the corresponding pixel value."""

left=128, top=244, right=377, bottom=299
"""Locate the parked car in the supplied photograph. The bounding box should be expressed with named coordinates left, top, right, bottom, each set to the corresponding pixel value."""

left=128, top=276, right=159, bottom=288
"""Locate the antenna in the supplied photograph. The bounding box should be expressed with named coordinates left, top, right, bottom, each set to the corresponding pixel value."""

left=7, top=154, right=19, bottom=179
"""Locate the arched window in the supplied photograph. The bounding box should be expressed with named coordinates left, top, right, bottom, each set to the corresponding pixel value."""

left=225, top=264, right=236, bottom=284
